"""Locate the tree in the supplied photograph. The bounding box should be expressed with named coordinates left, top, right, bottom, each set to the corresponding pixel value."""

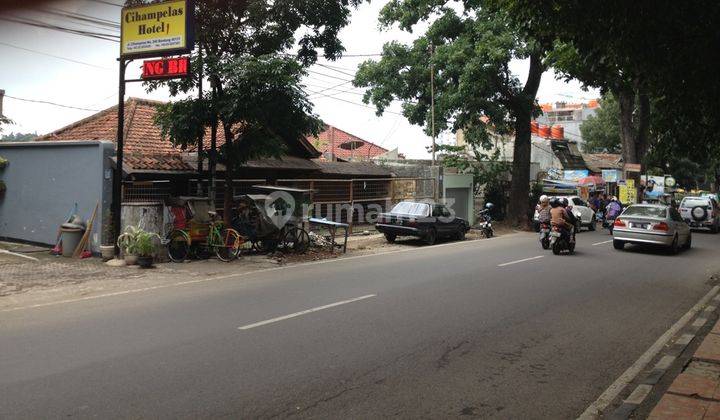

left=354, top=1, right=546, bottom=227
left=0, top=115, right=12, bottom=134
left=580, top=94, right=620, bottom=154
left=499, top=0, right=720, bottom=174
left=0, top=132, right=37, bottom=142
left=144, top=0, right=362, bottom=223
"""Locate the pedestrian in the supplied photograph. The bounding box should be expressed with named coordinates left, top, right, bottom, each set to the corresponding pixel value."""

left=537, top=195, right=551, bottom=224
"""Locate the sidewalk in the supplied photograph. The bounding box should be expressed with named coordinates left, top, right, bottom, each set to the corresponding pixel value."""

left=649, top=319, right=720, bottom=419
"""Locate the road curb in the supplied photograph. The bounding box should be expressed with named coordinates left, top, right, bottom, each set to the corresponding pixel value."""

left=606, top=292, right=720, bottom=419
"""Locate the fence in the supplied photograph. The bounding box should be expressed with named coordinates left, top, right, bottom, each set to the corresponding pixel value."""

left=122, top=177, right=436, bottom=233
left=277, top=177, right=435, bottom=232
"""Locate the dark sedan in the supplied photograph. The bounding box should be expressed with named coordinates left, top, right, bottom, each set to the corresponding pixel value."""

left=375, top=201, right=469, bottom=245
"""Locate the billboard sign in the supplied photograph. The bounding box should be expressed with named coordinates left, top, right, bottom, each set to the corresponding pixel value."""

left=121, top=0, right=193, bottom=59
left=142, top=57, right=190, bottom=80
left=602, top=169, right=621, bottom=183
left=563, top=169, right=589, bottom=182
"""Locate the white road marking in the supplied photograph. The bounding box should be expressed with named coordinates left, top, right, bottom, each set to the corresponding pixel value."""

left=578, top=285, right=720, bottom=419
left=592, top=240, right=614, bottom=246
left=497, top=255, right=543, bottom=267
left=238, top=294, right=376, bottom=330
left=2, top=233, right=523, bottom=313
left=0, top=249, right=39, bottom=261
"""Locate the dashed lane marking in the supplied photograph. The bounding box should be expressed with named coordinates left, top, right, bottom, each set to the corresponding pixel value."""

left=592, top=240, right=614, bottom=246
left=238, top=294, right=376, bottom=330
left=497, top=255, right=544, bottom=267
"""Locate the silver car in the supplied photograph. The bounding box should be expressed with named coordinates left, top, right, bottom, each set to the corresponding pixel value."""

left=612, top=204, right=691, bottom=253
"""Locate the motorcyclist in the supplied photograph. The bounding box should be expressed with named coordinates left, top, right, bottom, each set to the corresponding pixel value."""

left=560, top=197, right=577, bottom=242
left=536, top=195, right=551, bottom=224
left=606, top=196, right=622, bottom=219
left=550, top=198, right=572, bottom=235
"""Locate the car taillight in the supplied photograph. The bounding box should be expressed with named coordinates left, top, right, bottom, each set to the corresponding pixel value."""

left=653, top=222, right=670, bottom=231
left=614, top=218, right=626, bottom=227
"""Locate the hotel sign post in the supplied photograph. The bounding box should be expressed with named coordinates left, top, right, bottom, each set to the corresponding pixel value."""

left=112, top=0, right=194, bottom=251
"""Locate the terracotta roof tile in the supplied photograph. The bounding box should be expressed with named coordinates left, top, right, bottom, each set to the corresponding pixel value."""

left=307, top=125, right=388, bottom=161
left=36, top=97, right=320, bottom=172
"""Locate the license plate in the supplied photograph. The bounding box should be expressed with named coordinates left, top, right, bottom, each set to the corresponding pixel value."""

left=630, top=223, right=648, bottom=229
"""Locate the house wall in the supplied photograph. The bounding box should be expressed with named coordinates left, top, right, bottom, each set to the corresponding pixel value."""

left=0, top=141, right=113, bottom=252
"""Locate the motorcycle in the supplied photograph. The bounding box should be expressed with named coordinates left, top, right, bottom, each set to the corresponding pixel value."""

left=478, top=208, right=494, bottom=238
left=550, top=225, right=575, bottom=255
left=603, top=214, right=616, bottom=234
left=539, top=222, right=551, bottom=249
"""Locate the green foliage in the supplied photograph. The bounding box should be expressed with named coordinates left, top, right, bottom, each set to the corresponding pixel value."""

left=117, top=224, right=160, bottom=257
left=0, top=115, right=13, bottom=134
left=143, top=0, right=361, bottom=186
left=354, top=0, right=547, bottom=226
left=580, top=94, right=621, bottom=154
left=0, top=155, right=7, bottom=169
left=0, top=132, right=37, bottom=142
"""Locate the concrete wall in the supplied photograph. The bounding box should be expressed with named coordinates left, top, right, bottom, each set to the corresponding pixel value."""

left=0, top=141, right=113, bottom=251
left=443, top=173, right=474, bottom=224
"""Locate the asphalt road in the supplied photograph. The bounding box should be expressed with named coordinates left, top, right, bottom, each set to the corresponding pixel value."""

left=3, top=228, right=720, bottom=419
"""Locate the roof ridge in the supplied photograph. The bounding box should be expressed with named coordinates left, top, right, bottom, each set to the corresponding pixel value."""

left=319, top=124, right=389, bottom=153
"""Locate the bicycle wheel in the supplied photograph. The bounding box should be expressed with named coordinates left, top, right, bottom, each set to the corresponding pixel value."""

left=282, top=227, right=310, bottom=254
left=167, top=230, right=190, bottom=263
left=215, top=228, right=241, bottom=262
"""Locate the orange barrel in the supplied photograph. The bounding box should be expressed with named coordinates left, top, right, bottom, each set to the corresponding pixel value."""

left=551, top=125, right=564, bottom=139
left=538, top=124, right=551, bottom=138
left=530, top=120, right=539, bottom=135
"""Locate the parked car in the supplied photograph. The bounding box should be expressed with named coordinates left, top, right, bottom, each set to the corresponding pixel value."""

left=679, top=196, right=720, bottom=233
left=533, top=195, right=595, bottom=231
left=612, top=204, right=691, bottom=254
left=375, top=201, right=469, bottom=245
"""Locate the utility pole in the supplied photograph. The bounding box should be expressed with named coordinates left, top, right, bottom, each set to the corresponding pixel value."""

left=197, top=48, right=204, bottom=196
left=429, top=43, right=436, bottom=166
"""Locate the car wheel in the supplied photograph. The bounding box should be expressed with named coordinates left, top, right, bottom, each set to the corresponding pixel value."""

left=589, top=220, right=596, bottom=231
left=384, top=233, right=396, bottom=243
left=613, top=239, right=625, bottom=250
left=425, top=228, right=437, bottom=246
left=712, top=223, right=719, bottom=234
left=455, top=224, right=466, bottom=241
left=685, top=232, right=692, bottom=249
left=669, top=235, right=679, bottom=255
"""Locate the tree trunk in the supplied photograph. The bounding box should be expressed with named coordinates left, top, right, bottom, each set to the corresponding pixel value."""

left=635, top=89, right=651, bottom=170
left=617, top=86, right=637, bottom=164
left=507, top=53, right=543, bottom=229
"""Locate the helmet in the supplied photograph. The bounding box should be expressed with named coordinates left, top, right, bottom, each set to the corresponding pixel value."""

left=485, top=202, right=494, bottom=210
left=539, top=195, right=549, bottom=204
left=611, top=196, right=618, bottom=202
left=550, top=198, right=561, bottom=208
left=560, top=198, right=569, bottom=207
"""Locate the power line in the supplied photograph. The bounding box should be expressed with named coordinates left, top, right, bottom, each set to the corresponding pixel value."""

left=0, top=41, right=113, bottom=70
left=0, top=16, right=119, bottom=42
left=4, top=94, right=102, bottom=112
left=304, top=88, right=403, bottom=116
left=87, top=0, right=124, bottom=7
left=314, top=62, right=357, bottom=78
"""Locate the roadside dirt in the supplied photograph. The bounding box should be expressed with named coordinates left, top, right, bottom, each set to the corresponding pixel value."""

left=0, top=228, right=518, bottom=311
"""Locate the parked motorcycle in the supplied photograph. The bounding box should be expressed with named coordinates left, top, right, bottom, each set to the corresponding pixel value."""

left=478, top=205, right=494, bottom=238
left=539, top=222, right=551, bottom=249
left=550, top=225, right=575, bottom=255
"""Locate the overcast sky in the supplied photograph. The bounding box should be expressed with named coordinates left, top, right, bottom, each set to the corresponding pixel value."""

left=0, top=0, right=598, bottom=158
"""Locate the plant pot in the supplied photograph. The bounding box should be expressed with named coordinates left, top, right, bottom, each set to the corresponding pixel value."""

left=100, top=245, right=115, bottom=261
left=137, top=255, right=154, bottom=268
left=124, top=254, right=138, bottom=265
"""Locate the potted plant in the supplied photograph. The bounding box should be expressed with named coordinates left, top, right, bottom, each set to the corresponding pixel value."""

left=117, top=225, right=160, bottom=267
left=117, top=225, right=155, bottom=265
left=0, top=155, right=8, bottom=169
left=135, top=230, right=160, bottom=268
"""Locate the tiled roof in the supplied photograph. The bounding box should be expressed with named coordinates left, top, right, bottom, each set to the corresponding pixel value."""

left=314, top=160, right=392, bottom=176
left=36, top=97, right=320, bottom=172
left=307, top=125, right=388, bottom=161
left=583, top=153, right=623, bottom=172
